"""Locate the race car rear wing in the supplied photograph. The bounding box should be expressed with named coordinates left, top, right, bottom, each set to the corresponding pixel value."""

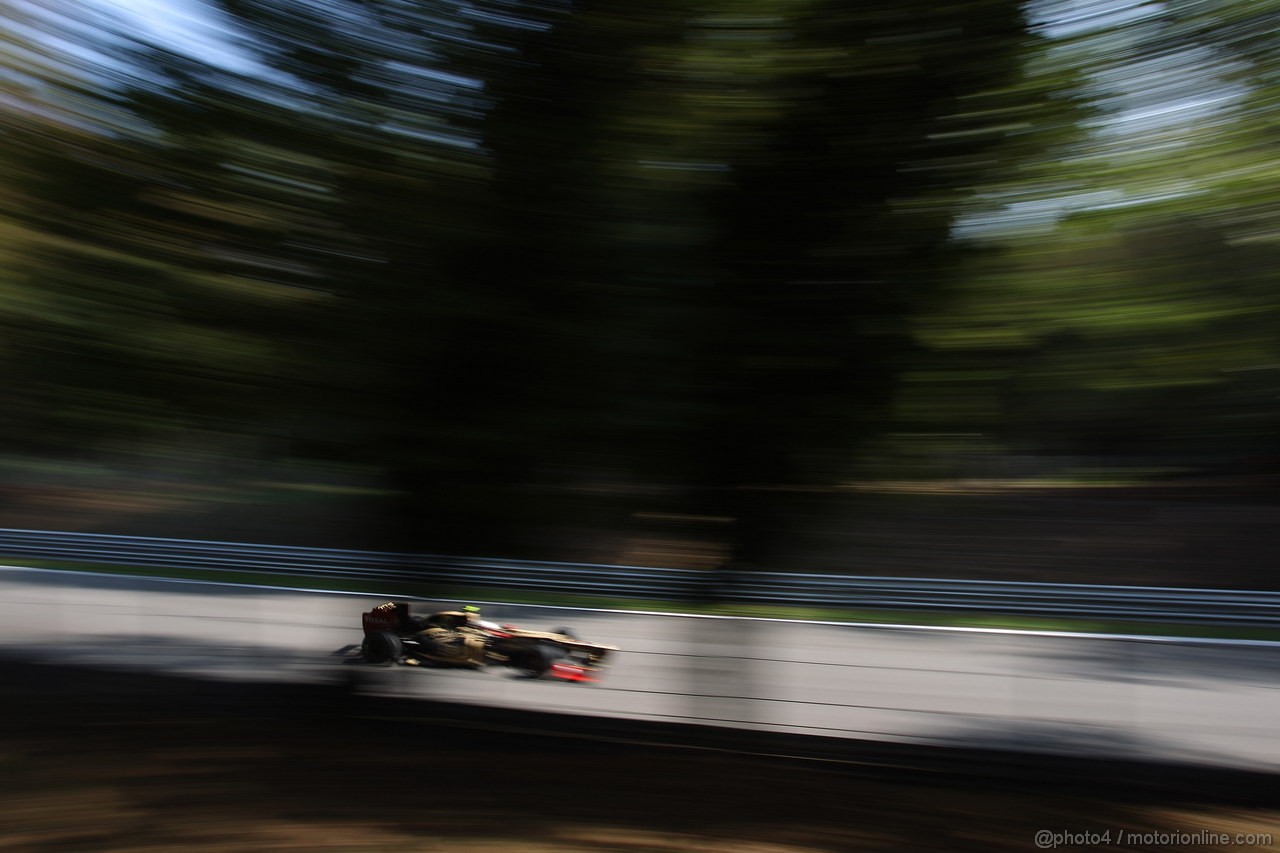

left=362, top=601, right=407, bottom=634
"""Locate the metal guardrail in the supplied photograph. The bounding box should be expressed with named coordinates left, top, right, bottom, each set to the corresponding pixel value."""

left=1, top=527, right=1279, bottom=626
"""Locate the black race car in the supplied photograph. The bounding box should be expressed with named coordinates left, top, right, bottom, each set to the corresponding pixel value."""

left=356, top=601, right=618, bottom=682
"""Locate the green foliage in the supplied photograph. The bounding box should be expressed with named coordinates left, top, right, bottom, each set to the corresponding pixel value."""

left=901, top=0, right=1280, bottom=459
left=7, top=0, right=1273, bottom=563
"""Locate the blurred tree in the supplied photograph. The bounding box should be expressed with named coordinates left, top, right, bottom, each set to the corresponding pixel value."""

left=910, top=0, right=1280, bottom=466
left=420, top=0, right=1075, bottom=562
left=690, top=0, right=1066, bottom=561
left=1, top=0, right=1097, bottom=562
left=0, top=49, right=329, bottom=462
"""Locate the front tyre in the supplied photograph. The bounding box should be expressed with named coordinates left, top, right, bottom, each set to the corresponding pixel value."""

left=362, top=631, right=403, bottom=664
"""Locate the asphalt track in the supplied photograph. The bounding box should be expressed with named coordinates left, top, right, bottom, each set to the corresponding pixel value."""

left=1, top=567, right=1276, bottom=773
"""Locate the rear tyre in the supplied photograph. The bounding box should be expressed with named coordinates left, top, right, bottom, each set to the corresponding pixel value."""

left=509, top=645, right=556, bottom=678
left=362, top=631, right=403, bottom=664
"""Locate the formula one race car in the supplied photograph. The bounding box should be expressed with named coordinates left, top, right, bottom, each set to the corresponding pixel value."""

left=356, top=601, right=618, bottom=682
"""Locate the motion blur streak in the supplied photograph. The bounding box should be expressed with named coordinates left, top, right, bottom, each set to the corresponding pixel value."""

left=2, top=0, right=1274, bottom=564
left=2, top=0, right=1279, bottom=847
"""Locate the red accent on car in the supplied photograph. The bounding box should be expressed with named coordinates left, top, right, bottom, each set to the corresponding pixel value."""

left=549, top=663, right=597, bottom=683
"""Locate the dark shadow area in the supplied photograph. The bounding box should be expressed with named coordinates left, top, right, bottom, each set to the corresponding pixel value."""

left=2, top=633, right=312, bottom=676
left=1016, top=636, right=1280, bottom=689
left=934, top=718, right=1235, bottom=771
left=2, top=657, right=1277, bottom=850
left=750, top=489, right=1280, bottom=590
left=681, top=615, right=763, bottom=724
left=2, top=657, right=1275, bottom=799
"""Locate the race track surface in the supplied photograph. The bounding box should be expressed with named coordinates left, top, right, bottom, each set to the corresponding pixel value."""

left=1, top=567, right=1276, bottom=772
